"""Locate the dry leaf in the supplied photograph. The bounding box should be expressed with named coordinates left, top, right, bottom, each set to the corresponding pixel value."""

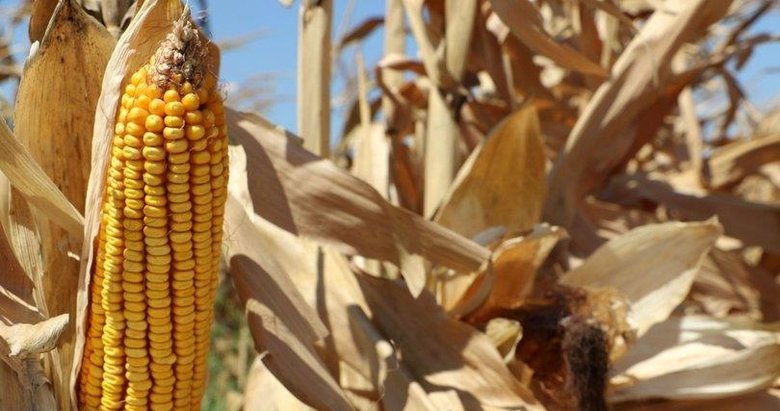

left=561, top=220, right=722, bottom=337
left=357, top=275, right=544, bottom=410
left=224, top=143, right=355, bottom=410
left=601, top=175, right=780, bottom=254
left=338, top=17, right=384, bottom=50
left=244, top=357, right=314, bottom=411
left=490, top=0, right=608, bottom=78
left=14, top=3, right=114, bottom=397
left=707, top=134, right=780, bottom=189
left=460, top=225, right=564, bottom=319
left=0, top=118, right=83, bottom=238
left=436, top=104, right=546, bottom=239
left=227, top=109, right=489, bottom=291
left=611, top=316, right=780, bottom=402
left=544, top=0, right=733, bottom=228
left=29, top=0, right=60, bottom=42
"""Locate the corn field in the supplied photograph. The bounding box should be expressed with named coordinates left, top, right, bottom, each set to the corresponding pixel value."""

left=0, top=0, right=777, bottom=410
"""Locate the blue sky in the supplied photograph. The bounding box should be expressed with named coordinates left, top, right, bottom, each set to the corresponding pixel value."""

left=208, top=1, right=779, bottom=136
left=3, top=1, right=778, bottom=136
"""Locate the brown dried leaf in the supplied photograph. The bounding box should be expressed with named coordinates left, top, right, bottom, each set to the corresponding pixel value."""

left=602, top=175, right=780, bottom=254
left=15, top=2, right=114, bottom=398
left=358, top=275, right=544, bottom=410
left=0, top=118, right=83, bottom=238
left=338, top=17, right=384, bottom=50
left=377, top=53, right=427, bottom=76
left=243, top=357, right=313, bottom=411
left=612, top=316, right=780, bottom=402
left=561, top=220, right=722, bottom=337
left=544, top=0, right=733, bottom=228
left=226, top=109, right=489, bottom=292
left=28, top=0, right=59, bottom=43
left=223, top=146, right=353, bottom=411
left=461, top=225, right=564, bottom=319
left=707, top=134, right=780, bottom=189
left=436, top=104, right=546, bottom=239
left=0, top=314, right=68, bottom=359
left=490, top=0, right=608, bottom=78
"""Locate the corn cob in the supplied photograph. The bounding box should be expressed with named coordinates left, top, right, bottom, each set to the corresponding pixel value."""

left=79, top=19, right=227, bottom=411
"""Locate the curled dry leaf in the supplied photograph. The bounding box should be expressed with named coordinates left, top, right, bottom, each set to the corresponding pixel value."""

left=435, top=105, right=547, bottom=310
left=225, top=145, right=353, bottom=410
left=707, top=133, right=780, bottom=189
left=561, top=220, right=722, bottom=337
left=602, top=175, right=780, bottom=254
left=457, top=225, right=564, bottom=319
left=226, top=109, right=489, bottom=294
left=0, top=118, right=83, bottom=238
left=244, top=357, right=313, bottom=411
left=611, top=316, right=780, bottom=402
left=338, top=16, right=384, bottom=50
left=436, top=104, right=546, bottom=239
left=0, top=314, right=68, bottom=359
left=14, top=1, right=114, bottom=395
left=544, top=0, right=733, bottom=228
left=489, top=0, right=608, bottom=78
left=28, top=0, right=59, bottom=43
left=357, top=275, right=544, bottom=410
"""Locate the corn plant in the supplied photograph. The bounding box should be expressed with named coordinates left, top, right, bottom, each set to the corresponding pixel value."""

left=0, top=0, right=777, bottom=411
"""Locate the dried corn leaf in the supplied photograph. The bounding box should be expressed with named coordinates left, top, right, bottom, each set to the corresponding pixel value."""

left=0, top=204, right=37, bottom=315
left=490, top=0, right=608, bottom=78
left=461, top=225, right=564, bottom=320
left=222, top=145, right=353, bottom=411
left=611, top=316, right=780, bottom=402
left=17, top=0, right=113, bottom=215
left=0, top=118, right=82, bottom=237
left=561, top=220, right=722, bottom=337
left=692, top=248, right=780, bottom=321
left=602, top=175, right=780, bottom=254
left=436, top=104, right=546, bottom=239
left=707, top=134, right=780, bottom=189
left=338, top=16, right=384, bottom=50
left=15, top=2, right=114, bottom=397
left=0, top=314, right=68, bottom=359
left=358, top=275, right=544, bottom=410
left=232, top=262, right=353, bottom=411
left=28, top=0, right=59, bottom=42
left=226, top=154, right=453, bottom=409
left=244, top=357, right=313, bottom=411
left=226, top=109, right=489, bottom=289
left=613, top=389, right=780, bottom=411
left=544, top=0, right=733, bottom=227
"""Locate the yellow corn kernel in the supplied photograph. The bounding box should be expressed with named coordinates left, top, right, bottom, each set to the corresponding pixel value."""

left=79, top=20, right=227, bottom=411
